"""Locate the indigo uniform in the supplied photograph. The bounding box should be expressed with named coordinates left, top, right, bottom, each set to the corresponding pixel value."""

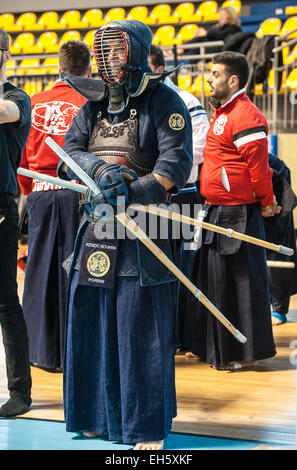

left=58, top=80, right=193, bottom=443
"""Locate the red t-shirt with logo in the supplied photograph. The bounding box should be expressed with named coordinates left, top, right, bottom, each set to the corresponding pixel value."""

left=18, top=80, right=87, bottom=195
left=200, top=90, right=274, bottom=207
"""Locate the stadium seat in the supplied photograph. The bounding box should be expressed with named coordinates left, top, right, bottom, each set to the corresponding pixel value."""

left=0, top=13, right=22, bottom=31
left=285, top=6, right=297, bottom=16
left=83, top=30, right=96, bottom=50
left=6, top=59, right=16, bottom=75
left=280, top=16, right=297, bottom=38
left=23, top=81, right=43, bottom=96
left=14, top=12, right=44, bottom=31
left=285, top=67, right=297, bottom=89
left=91, top=56, right=97, bottom=73
left=16, top=59, right=40, bottom=75
left=152, top=25, right=176, bottom=46
left=197, top=1, right=219, bottom=21
left=59, top=31, right=81, bottom=46
left=103, top=8, right=126, bottom=23
left=221, top=0, right=241, bottom=15
left=177, top=73, right=192, bottom=91
left=285, top=43, right=297, bottom=65
left=11, top=32, right=36, bottom=54
left=35, top=11, right=61, bottom=30
left=172, top=3, right=195, bottom=22
left=41, top=57, right=59, bottom=74
left=180, top=6, right=203, bottom=23
left=34, top=32, right=59, bottom=53
left=81, top=9, right=104, bottom=28
left=146, top=4, right=176, bottom=25
left=256, top=18, right=282, bottom=38
left=175, top=24, right=199, bottom=45
left=127, top=6, right=149, bottom=22
left=190, top=74, right=211, bottom=97
left=59, top=10, right=85, bottom=29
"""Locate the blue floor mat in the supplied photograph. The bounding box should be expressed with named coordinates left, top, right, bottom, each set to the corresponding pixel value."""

left=0, top=418, right=279, bottom=450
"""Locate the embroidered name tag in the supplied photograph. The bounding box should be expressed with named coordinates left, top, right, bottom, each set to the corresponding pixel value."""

left=78, top=223, right=118, bottom=289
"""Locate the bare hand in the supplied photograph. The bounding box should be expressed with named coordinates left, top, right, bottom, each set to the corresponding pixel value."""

left=261, top=197, right=281, bottom=217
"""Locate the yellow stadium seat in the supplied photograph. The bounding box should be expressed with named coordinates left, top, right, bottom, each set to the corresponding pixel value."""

left=152, top=25, right=176, bottom=46
left=286, top=6, right=297, bottom=16
left=23, top=81, right=43, bottom=96
left=103, top=8, right=126, bottom=23
left=0, top=13, right=22, bottom=31
left=190, top=74, right=211, bottom=97
left=41, top=57, right=59, bottom=74
left=285, top=43, right=297, bottom=65
left=91, top=56, right=97, bottom=73
left=256, top=18, right=282, bottom=38
left=34, top=32, right=59, bottom=53
left=177, top=73, right=192, bottom=91
left=146, top=4, right=175, bottom=25
left=81, top=9, right=104, bottom=28
left=285, top=67, right=297, bottom=89
left=175, top=24, right=199, bottom=45
left=35, top=11, right=61, bottom=30
left=12, top=32, right=36, bottom=54
left=83, top=30, right=96, bottom=50
left=59, top=10, right=84, bottom=29
left=6, top=59, right=16, bottom=75
left=172, top=3, right=195, bottom=22
left=221, top=0, right=241, bottom=15
left=59, top=31, right=81, bottom=46
left=127, top=6, right=149, bottom=22
left=280, top=16, right=297, bottom=38
left=14, top=12, right=43, bottom=31
left=197, top=1, right=219, bottom=21
left=16, top=59, right=40, bottom=75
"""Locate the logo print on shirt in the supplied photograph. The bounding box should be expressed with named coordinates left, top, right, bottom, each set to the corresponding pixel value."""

left=32, top=101, right=80, bottom=135
left=213, top=114, right=227, bottom=136
left=168, top=113, right=185, bottom=130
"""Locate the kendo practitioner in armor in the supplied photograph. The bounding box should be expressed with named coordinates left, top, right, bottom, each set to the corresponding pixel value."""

left=57, top=21, right=193, bottom=450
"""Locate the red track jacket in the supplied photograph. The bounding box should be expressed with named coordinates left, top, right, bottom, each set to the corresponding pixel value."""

left=18, top=80, right=87, bottom=195
left=200, top=90, right=274, bottom=207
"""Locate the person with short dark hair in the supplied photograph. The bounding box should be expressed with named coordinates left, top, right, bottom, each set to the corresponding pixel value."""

left=17, top=40, right=92, bottom=371
left=186, top=51, right=280, bottom=370
left=0, top=28, right=32, bottom=417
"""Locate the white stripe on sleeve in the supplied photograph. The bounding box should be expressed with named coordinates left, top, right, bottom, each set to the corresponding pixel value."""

left=234, top=131, right=267, bottom=148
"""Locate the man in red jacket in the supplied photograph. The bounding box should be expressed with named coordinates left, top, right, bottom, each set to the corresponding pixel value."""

left=187, top=51, right=280, bottom=370
left=18, top=40, right=92, bottom=371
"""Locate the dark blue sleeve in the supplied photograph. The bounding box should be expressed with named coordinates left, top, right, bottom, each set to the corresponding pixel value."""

left=150, top=84, right=193, bottom=192
left=57, top=101, right=103, bottom=180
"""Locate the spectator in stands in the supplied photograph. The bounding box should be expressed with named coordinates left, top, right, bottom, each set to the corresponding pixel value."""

left=17, top=41, right=92, bottom=371
left=186, top=52, right=280, bottom=371
left=176, top=7, right=242, bottom=58
left=0, top=28, right=32, bottom=417
left=149, top=44, right=209, bottom=349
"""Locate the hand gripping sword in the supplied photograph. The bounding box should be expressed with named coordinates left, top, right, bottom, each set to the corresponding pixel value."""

left=39, top=137, right=247, bottom=344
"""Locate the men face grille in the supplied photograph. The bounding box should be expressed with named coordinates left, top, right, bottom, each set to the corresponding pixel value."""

left=93, top=28, right=128, bottom=84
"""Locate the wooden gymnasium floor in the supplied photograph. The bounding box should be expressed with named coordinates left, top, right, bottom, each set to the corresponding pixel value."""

left=0, top=261, right=296, bottom=449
